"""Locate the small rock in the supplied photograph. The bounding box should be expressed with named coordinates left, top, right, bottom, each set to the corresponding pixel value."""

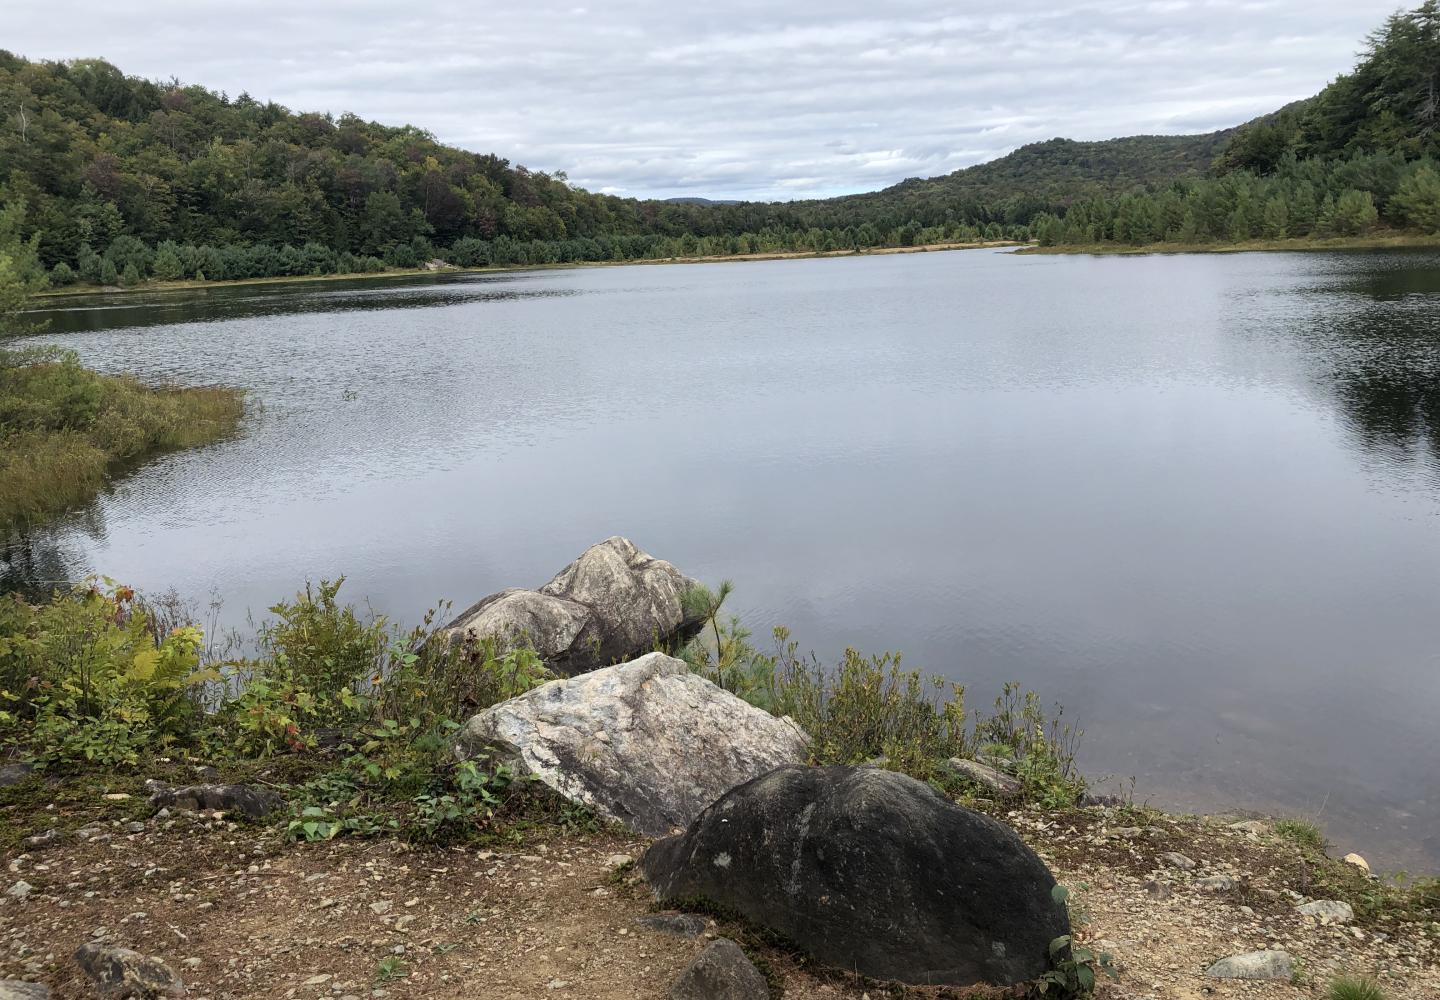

left=74, top=941, right=186, bottom=997
left=1159, top=852, right=1196, bottom=870
left=181, top=959, right=202, bottom=970
left=103, top=793, right=131, bottom=801
left=546, top=981, right=569, bottom=991
left=1296, top=900, right=1354, bottom=924
left=369, top=901, right=391, bottom=915
left=0, top=981, right=51, bottom=999
left=636, top=913, right=708, bottom=938
left=1196, top=875, right=1235, bottom=892
left=0, top=763, right=35, bottom=788
left=669, top=938, right=769, bottom=1000
left=1343, top=853, right=1371, bottom=874
left=125, top=822, right=145, bottom=834
left=940, top=758, right=1021, bottom=796
left=5, top=881, right=33, bottom=900
left=23, top=830, right=62, bottom=849
left=1227, top=820, right=1268, bottom=835
left=304, top=975, right=332, bottom=986
left=605, top=854, right=633, bottom=868
left=1143, top=880, right=1172, bottom=900
left=1108, top=826, right=1144, bottom=839
left=1205, top=949, right=1293, bottom=980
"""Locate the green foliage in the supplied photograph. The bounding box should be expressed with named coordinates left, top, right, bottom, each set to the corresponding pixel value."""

left=1391, top=164, right=1440, bottom=230
left=1036, top=909, right=1116, bottom=998
left=1275, top=817, right=1325, bottom=849
left=373, top=957, right=408, bottom=983
left=0, top=579, right=214, bottom=766
left=1328, top=975, right=1389, bottom=1000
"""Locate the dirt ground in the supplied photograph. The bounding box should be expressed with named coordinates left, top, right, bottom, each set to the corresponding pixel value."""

left=2, top=786, right=1436, bottom=999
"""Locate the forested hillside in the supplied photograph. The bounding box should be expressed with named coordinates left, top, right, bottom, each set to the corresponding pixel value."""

left=0, top=49, right=1233, bottom=290
left=795, top=132, right=1233, bottom=229
left=1032, top=1, right=1440, bottom=248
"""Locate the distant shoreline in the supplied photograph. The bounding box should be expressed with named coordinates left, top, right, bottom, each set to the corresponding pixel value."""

left=30, top=240, right=1023, bottom=303
left=1017, top=233, right=1440, bottom=256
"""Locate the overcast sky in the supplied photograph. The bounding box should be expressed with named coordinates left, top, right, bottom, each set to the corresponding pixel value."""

left=6, top=0, right=1400, bottom=201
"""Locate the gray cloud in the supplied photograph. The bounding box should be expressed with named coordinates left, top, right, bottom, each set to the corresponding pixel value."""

left=6, top=0, right=1396, bottom=200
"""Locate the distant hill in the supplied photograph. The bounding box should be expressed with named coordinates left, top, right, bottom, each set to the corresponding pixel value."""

left=4, top=1, right=1433, bottom=286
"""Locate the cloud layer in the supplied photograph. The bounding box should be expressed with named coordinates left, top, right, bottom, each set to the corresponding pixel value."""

left=7, top=0, right=1395, bottom=200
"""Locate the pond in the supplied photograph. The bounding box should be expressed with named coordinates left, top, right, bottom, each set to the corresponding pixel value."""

left=9, top=247, right=1440, bottom=870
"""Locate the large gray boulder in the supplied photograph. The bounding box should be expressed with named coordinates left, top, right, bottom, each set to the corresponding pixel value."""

left=445, top=537, right=704, bottom=675
left=455, top=653, right=808, bottom=836
left=642, top=765, right=1069, bottom=988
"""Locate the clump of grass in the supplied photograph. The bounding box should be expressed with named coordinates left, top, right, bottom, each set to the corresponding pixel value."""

left=1275, top=817, right=1325, bottom=850
left=0, top=353, right=243, bottom=526
left=1329, top=975, right=1388, bottom=1000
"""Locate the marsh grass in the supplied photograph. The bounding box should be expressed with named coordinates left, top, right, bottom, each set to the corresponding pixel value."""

left=0, top=355, right=244, bottom=526
left=1329, top=976, right=1388, bottom=1000
left=1275, top=817, right=1326, bottom=850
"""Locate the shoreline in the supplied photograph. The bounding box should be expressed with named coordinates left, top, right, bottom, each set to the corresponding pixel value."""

left=30, top=240, right=1022, bottom=303
left=1018, top=232, right=1440, bottom=256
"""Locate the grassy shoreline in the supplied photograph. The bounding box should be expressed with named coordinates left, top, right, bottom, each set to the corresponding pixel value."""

left=1018, top=232, right=1440, bottom=256
left=30, top=240, right=1022, bottom=301
left=0, top=361, right=244, bottom=528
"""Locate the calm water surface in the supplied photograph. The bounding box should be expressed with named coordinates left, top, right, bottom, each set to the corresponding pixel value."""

left=9, top=249, right=1440, bottom=870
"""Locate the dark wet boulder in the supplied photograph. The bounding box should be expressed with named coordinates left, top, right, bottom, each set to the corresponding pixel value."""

left=146, top=783, right=282, bottom=820
left=444, top=536, right=704, bottom=675
left=456, top=653, right=808, bottom=836
left=642, top=765, right=1069, bottom=987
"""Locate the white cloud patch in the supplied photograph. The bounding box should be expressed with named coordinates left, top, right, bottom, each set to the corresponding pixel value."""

left=5, top=0, right=1397, bottom=200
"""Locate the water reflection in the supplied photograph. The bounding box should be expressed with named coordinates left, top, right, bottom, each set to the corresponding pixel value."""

left=34, top=271, right=580, bottom=333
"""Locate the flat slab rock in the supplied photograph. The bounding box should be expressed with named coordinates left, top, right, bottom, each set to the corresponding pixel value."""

left=1205, top=950, right=1294, bottom=980
left=445, top=536, right=704, bottom=675
left=456, top=653, right=807, bottom=836
left=147, top=783, right=282, bottom=820
left=0, top=983, right=50, bottom=1000
left=643, top=764, right=1069, bottom=987
left=670, top=939, right=769, bottom=1000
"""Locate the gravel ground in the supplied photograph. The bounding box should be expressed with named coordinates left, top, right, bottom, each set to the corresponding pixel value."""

left=2, top=782, right=1436, bottom=999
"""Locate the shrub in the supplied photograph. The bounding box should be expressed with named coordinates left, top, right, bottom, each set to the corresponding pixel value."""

left=681, top=583, right=1085, bottom=804
left=0, top=579, right=214, bottom=766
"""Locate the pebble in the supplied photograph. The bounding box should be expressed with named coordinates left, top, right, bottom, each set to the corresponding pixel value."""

left=1159, top=852, right=1195, bottom=870
left=604, top=854, right=632, bottom=867
left=125, top=822, right=145, bottom=833
left=5, top=881, right=33, bottom=900
left=1344, top=852, right=1372, bottom=873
